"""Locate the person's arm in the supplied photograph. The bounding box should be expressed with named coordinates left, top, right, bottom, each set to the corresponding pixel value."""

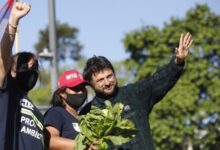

left=45, top=126, right=99, bottom=150
left=149, top=32, right=193, bottom=106
left=0, top=2, right=30, bottom=88
left=45, top=126, right=76, bottom=150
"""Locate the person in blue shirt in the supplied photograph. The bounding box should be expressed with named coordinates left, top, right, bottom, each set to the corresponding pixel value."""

left=0, top=2, right=44, bottom=150
left=44, top=70, right=98, bottom=150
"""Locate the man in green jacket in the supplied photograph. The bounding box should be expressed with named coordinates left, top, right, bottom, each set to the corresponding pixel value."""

left=82, top=33, right=193, bottom=149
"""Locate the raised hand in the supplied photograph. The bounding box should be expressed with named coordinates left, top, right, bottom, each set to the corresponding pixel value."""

left=0, top=2, right=31, bottom=88
left=9, top=2, right=31, bottom=27
left=175, top=32, right=193, bottom=64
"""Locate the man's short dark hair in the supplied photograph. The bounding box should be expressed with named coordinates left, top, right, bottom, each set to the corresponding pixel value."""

left=83, top=56, right=114, bottom=81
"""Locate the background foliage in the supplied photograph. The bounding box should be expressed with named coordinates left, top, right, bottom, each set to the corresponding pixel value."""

left=35, top=22, right=82, bottom=63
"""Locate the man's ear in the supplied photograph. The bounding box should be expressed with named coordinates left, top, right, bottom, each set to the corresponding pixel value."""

left=90, top=81, right=96, bottom=89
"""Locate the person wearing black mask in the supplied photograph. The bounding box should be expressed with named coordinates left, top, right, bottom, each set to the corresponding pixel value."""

left=44, top=70, right=98, bottom=150
left=0, top=2, right=44, bottom=150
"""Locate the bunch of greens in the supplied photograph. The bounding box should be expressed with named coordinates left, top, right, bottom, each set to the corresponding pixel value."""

left=74, top=100, right=138, bottom=150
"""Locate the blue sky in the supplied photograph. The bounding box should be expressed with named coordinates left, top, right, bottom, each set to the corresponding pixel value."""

left=16, top=0, right=220, bottom=62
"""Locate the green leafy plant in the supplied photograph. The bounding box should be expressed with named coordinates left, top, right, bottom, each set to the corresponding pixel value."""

left=74, top=100, right=138, bottom=150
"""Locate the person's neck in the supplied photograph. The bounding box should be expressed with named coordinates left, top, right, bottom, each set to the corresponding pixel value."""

left=65, top=105, right=78, bottom=117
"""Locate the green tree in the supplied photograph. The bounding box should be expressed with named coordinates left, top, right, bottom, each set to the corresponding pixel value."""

left=30, top=22, right=83, bottom=106
left=35, top=22, right=83, bottom=63
left=123, top=4, right=220, bottom=150
left=29, top=85, right=51, bottom=105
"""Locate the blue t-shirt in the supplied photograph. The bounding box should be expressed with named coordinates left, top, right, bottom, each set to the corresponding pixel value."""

left=44, top=106, right=80, bottom=139
left=0, top=75, right=44, bottom=150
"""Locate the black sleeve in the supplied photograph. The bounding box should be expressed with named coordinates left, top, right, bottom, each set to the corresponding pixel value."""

left=44, top=108, right=63, bottom=132
left=148, top=56, right=184, bottom=107
left=79, top=102, right=92, bottom=115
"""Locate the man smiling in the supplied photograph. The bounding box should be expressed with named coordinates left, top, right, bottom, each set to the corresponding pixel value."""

left=82, top=33, right=193, bottom=149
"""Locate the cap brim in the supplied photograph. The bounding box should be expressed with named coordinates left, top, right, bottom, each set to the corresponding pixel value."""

left=65, top=80, right=88, bottom=88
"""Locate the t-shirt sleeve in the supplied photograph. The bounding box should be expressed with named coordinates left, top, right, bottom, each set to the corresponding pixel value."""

left=44, top=108, right=64, bottom=132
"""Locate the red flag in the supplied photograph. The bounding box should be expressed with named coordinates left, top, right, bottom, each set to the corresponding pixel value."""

left=0, top=0, right=14, bottom=40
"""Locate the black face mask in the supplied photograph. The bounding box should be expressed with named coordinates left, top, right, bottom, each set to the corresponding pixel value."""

left=66, top=93, right=87, bottom=110
left=16, top=70, right=39, bottom=92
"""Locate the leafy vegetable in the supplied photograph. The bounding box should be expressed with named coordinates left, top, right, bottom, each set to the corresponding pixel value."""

left=74, top=100, right=138, bottom=150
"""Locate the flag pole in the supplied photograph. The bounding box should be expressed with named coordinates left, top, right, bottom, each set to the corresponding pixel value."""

left=15, top=0, right=19, bottom=53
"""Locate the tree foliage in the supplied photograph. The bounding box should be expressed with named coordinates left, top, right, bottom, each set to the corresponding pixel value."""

left=122, top=4, right=220, bottom=150
left=34, top=22, right=83, bottom=63
left=28, top=85, right=51, bottom=106
left=30, top=22, right=83, bottom=106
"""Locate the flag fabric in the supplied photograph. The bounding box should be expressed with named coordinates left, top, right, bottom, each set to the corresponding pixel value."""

left=0, top=0, right=14, bottom=40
